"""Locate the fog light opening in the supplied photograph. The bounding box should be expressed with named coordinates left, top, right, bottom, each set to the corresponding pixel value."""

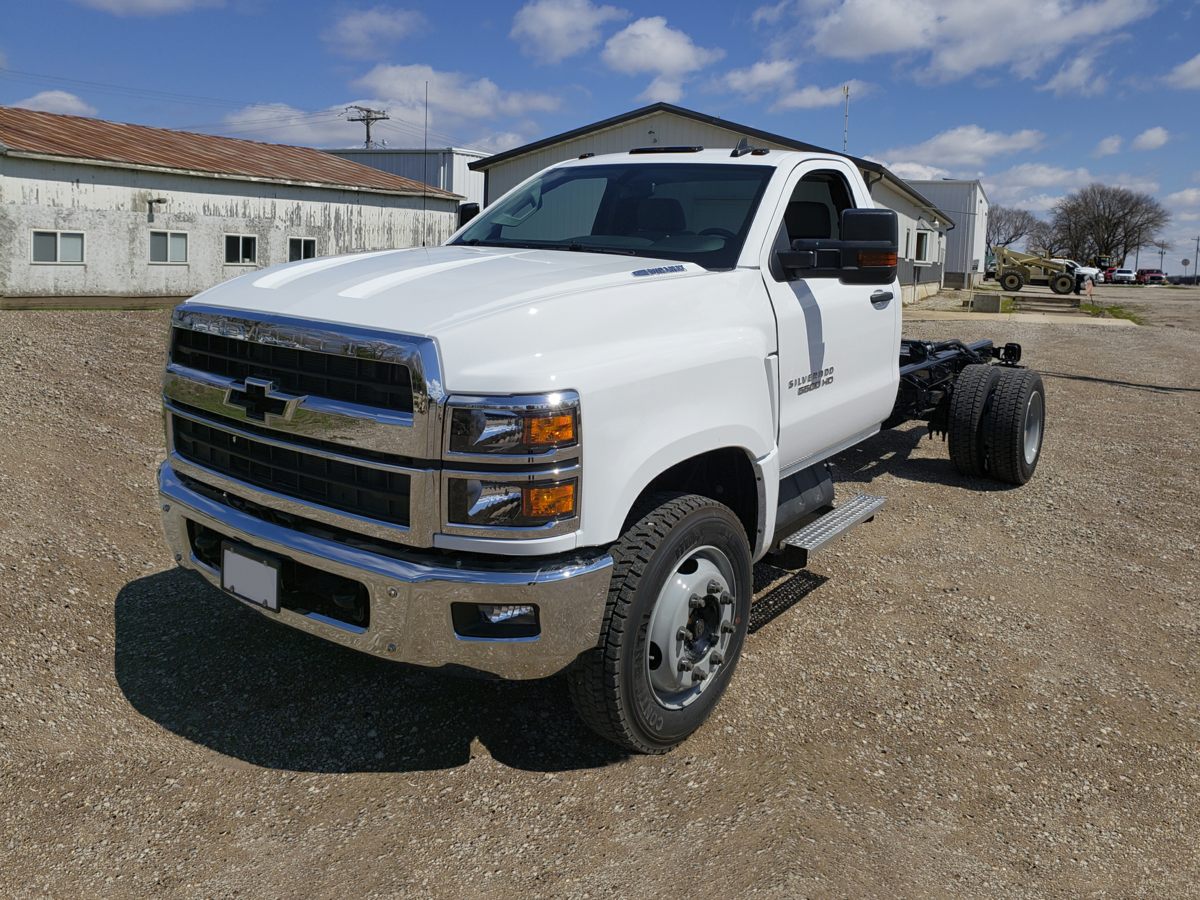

left=452, top=602, right=540, bottom=640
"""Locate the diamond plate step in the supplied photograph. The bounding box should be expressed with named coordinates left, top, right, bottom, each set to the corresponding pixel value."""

left=781, top=494, right=886, bottom=552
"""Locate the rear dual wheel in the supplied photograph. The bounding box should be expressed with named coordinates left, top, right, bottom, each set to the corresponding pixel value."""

left=948, top=365, right=1045, bottom=485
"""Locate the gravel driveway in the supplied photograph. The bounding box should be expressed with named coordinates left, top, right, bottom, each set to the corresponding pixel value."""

left=1, top=292, right=1198, bottom=898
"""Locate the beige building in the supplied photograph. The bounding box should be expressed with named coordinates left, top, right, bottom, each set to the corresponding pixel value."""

left=472, top=103, right=953, bottom=303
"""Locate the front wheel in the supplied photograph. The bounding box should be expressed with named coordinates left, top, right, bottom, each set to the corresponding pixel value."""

left=1000, top=271, right=1023, bottom=292
left=568, top=493, right=752, bottom=754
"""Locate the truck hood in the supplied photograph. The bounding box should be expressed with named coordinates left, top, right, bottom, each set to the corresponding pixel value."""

left=188, top=245, right=711, bottom=336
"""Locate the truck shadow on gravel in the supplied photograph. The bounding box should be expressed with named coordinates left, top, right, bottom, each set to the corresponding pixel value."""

left=831, top=423, right=1015, bottom=490
left=114, top=569, right=630, bottom=773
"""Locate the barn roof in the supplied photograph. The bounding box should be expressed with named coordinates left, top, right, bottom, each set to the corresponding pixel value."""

left=0, top=106, right=459, bottom=199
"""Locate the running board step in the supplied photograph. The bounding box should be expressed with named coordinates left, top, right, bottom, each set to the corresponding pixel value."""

left=781, top=494, right=886, bottom=552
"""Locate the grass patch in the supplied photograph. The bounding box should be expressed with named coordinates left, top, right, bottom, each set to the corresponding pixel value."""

left=1080, top=302, right=1145, bottom=324
left=1000, top=297, right=1016, bottom=313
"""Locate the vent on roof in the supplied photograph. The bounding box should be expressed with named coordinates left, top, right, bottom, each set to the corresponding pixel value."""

left=628, top=146, right=703, bottom=154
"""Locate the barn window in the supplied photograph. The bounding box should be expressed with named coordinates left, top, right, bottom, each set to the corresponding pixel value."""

left=224, top=234, right=257, bottom=265
left=32, top=230, right=85, bottom=264
left=150, top=231, right=188, bottom=264
left=914, top=230, right=931, bottom=263
left=288, top=237, right=316, bottom=261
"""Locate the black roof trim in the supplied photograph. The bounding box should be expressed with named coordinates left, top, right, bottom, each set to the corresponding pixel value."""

left=469, top=102, right=953, bottom=228
left=629, top=145, right=703, bottom=154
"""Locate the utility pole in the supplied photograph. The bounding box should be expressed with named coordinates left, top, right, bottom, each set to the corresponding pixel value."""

left=346, top=105, right=389, bottom=149
left=842, top=84, right=850, bottom=153
left=1195, top=236, right=1200, bottom=285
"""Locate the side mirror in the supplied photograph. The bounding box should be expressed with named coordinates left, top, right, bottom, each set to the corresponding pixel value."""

left=458, top=202, right=480, bottom=228
left=775, top=208, right=898, bottom=285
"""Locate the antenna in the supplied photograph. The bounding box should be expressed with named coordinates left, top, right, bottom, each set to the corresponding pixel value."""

left=346, top=105, right=389, bottom=149
left=842, top=84, right=850, bottom=153
left=421, top=81, right=429, bottom=248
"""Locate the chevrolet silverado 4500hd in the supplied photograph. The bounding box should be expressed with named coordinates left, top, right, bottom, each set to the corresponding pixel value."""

left=158, top=144, right=1045, bottom=753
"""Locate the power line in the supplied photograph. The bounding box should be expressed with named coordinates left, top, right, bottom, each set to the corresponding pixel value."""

left=346, top=105, right=389, bottom=149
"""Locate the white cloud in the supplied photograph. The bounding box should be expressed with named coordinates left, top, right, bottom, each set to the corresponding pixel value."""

left=721, top=59, right=797, bottom=94
left=602, top=17, right=724, bottom=102
left=511, top=0, right=627, bottom=64
left=1093, top=135, right=1122, bottom=157
left=794, top=0, right=1153, bottom=82
left=324, top=7, right=424, bottom=59
left=220, top=103, right=369, bottom=146
left=14, top=90, right=97, bottom=117
left=1039, top=48, right=1107, bottom=96
left=886, top=161, right=951, bottom=181
left=883, top=125, right=1043, bottom=168
left=1164, top=52, right=1200, bottom=89
left=469, top=130, right=530, bottom=154
left=356, top=64, right=560, bottom=121
left=750, top=1, right=791, bottom=26
left=775, top=79, right=867, bottom=110
left=1131, top=126, right=1169, bottom=150
left=72, top=0, right=221, bottom=13
left=1165, top=188, right=1200, bottom=207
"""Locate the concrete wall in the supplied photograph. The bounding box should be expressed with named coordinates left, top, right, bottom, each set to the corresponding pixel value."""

left=0, top=155, right=458, bottom=297
left=478, top=110, right=945, bottom=293
left=328, top=148, right=487, bottom=206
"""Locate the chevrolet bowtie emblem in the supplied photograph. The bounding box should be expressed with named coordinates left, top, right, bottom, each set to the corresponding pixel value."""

left=223, top=377, right=305, bottom=424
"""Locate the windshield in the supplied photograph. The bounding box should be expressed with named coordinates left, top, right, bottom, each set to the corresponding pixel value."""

left=451, top=162, right=774, bottom=269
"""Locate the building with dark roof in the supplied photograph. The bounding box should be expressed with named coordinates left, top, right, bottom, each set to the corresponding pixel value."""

left=470, top=103, right=954, bottom=303
left=0, top=106, right=461, bottom=299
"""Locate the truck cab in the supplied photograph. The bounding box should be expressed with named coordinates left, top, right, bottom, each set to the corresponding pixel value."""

left=159, top=146, right=1044, bottom=753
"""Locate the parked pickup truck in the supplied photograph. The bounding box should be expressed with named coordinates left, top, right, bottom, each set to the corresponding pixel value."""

left=158, top=144, right=1046, bottom=753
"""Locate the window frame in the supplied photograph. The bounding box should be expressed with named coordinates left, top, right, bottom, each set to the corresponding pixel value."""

left=223, top=233, right=258, bottom=266
left=149, top=230, right=189, bottom=265
left=914, top=229, right=933, bottom=264
left=288, top=237, right=317, bottom=262
left=31, top=229, right=86, bottom=265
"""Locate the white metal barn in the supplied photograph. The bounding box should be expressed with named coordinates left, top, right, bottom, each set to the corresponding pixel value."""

left=906, top=179, right=989, bottom=289
left=471, top=103, right=954, bottom=303
left=0, top=107, right=460, bottom=299
left=327, top=147, right=488, bottom=206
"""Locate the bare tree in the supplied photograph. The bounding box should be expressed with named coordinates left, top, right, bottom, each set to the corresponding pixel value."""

left=986, top=205, right=1039, bottom=249
left=1048, top=184, right=1169, bottom=265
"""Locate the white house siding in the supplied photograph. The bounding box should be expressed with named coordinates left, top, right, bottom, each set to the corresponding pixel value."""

left=329, top=148, right=487, bottom=206
left=906, top=180, right=988, bottom=289
left=477, top=109, right=946, bottom=302
left=875, top=180, right=947, bottom=304
left=0, top=156, right=458, bottom=297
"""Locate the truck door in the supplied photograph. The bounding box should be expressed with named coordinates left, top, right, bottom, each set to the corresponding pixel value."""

left=759, top=161, right=900, bottom=472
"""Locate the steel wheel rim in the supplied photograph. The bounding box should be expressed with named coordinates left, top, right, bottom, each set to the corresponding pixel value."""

left=1024, top=391, right=1044, bottom=465
left=645, top=545, right=736, bottom=710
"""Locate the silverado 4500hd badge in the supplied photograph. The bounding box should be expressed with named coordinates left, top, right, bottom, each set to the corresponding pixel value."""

left=789, top=366, right=835, bottom=395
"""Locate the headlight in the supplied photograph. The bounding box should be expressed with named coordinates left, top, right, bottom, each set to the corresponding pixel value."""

left=446, top=475, right=578, bottom=529
left=446, top=392, right=579, bottom=457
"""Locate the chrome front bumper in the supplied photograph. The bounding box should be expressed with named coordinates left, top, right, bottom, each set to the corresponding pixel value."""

left=157, top=463, right=612, bottom=679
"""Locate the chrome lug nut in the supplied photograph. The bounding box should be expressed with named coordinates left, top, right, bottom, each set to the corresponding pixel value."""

left=720, top=621, right=735, bottom=634
left=719, top=592, right=733, bottom=606
left=678, top=658, right=694, bottom=672
left=688, top=594, right=703, bottom=609
left=691, top=669, right=706, bottom=683
left=707, top=579, right=722, bottom=595
left=710, top=651, right=724, bottom=665
left=676, top=626, right=690, bottom=642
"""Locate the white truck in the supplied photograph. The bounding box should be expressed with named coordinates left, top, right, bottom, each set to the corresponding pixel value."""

left=158, top=144, right=1046, bottom=753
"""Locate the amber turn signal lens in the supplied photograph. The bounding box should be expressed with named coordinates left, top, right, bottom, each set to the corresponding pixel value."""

left=524, top=413, right=576, bottom=447
left=858, top=250, right=898, bottom=267
left=523, top=481, right=576, bottom=520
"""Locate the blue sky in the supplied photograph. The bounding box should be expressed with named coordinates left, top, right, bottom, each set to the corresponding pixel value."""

left=3, top=0, right=1199, bottom=264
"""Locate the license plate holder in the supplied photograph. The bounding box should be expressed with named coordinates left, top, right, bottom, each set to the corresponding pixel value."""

left=221, top=542, right=281, bottom=612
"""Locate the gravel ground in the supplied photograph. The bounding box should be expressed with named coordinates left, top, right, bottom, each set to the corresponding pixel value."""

left=1, top=292, right=1198, bottom=898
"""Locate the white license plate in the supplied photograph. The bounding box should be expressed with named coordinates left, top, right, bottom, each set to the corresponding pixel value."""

left=221, top=543, right=280, bottom=612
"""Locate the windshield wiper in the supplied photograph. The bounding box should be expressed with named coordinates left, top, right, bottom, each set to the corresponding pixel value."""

left=542, top=243, right=636, bottom=256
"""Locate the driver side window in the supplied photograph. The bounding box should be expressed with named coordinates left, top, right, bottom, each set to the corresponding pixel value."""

left=776, top=170, right=855, bottom=248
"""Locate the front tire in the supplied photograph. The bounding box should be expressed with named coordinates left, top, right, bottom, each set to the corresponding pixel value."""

left=568, top=493, right=752, bottom=754
left=1000, top=271, right=1024, bottom=292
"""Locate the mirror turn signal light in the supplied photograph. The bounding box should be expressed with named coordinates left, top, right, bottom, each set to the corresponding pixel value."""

left=523, top=481, right=576, bottom=519
left=858, top=250, right=898, bottom=267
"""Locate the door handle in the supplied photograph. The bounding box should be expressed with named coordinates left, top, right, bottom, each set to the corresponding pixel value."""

left=870, top=290, right=893, bottom=305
